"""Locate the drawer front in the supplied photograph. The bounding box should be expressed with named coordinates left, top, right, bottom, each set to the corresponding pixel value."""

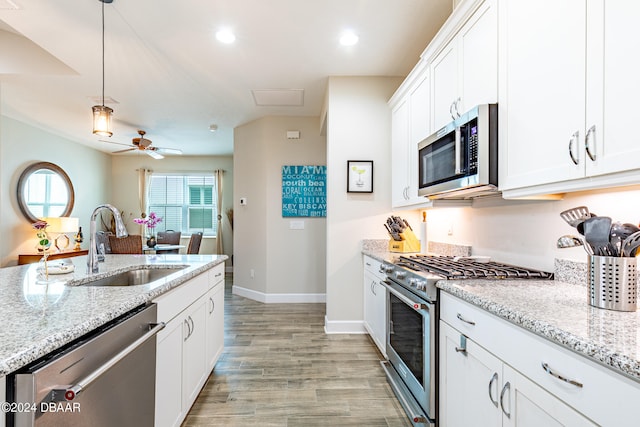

left=154, top=272, right=209, bottom=323
left=363, top=256, right=384, bottom=280
left=209, top=263, right=225, bottom=289
left=440, top=292, right=640, bottom=426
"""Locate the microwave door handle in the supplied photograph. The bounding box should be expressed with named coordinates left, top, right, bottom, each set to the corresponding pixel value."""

left=455, top=126, right=462, bottom=174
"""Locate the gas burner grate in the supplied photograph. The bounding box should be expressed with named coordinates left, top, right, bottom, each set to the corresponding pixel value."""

left=397, top=255, right=554, bottom=280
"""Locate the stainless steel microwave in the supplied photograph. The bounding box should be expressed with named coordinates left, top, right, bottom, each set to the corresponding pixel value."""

left=418, top=103, right=498, bottom=199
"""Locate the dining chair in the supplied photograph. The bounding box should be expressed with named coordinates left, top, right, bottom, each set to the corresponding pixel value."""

left=187, top=232, right=203, bottom=254
left=95, top=231, right=113, bottom=254
left=156, top=230, right=182, bottom=254
left=108, top=235, right=143, bottom=254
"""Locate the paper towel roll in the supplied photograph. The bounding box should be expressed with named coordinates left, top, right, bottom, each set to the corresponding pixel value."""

left=420, top=222, right=428, bottom=254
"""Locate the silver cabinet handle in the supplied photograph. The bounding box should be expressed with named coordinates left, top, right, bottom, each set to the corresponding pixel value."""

left=541, top=362, right=583, bottom=388
left=455, top=334, right=467, bottom=354
left=189, top=315, right=195, bottom=336
left=585, top=125, right=596, bottom=161
left=184, top=318, right=191, bottom=341
left=450, top=100, right=456, bottom=120
left=488, top=372, right=499, bottom=408
left=371, top=281, right=377, bottom=296
left=209, top=296, right=215, bottom=314
left=456, top=313, right=476, bottom=325
left=454, top=97, right=461, bottom=118
left=499, top=381, right=511, bottom=418
left=568, top=131, right=580, bottom=165
left=53, top=322, right=165, bottom=401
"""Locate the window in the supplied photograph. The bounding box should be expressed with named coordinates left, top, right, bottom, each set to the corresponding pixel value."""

left=148, top=174, right=217, bottom=236
left=24, top=169, right=69, bottom=218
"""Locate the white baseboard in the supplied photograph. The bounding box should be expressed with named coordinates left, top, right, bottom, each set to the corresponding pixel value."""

left=232, top=285, right=326, bottom=303
left=324, top=315, right=367, bottom=334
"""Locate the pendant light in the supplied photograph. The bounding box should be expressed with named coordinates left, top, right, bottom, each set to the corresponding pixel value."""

left=92, top=0, right=114, bottom=137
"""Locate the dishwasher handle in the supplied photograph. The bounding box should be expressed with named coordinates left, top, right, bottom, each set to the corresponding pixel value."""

left=51, top=322, right=165, bottom=402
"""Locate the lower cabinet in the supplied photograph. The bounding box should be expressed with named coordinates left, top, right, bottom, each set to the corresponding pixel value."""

left=439, top=292, right=639, bottom=427
left=154, top=263, right=225, bottom=427
left=363, top=256, right=386, bottom=356
left=440, top=321, right=595, bottom=427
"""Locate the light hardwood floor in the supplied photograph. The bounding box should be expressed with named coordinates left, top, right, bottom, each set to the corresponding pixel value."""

left=182, top=278, right=411, bottom=427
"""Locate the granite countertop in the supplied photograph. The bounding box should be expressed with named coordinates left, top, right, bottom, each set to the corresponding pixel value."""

left=438, top=279, right=640, bottom=381
left=0, top=253, right=227, bottom=377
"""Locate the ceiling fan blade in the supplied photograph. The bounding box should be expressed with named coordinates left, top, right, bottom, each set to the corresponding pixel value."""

left=112, top=148, right=136, bottom=154
left=146, top=150, right=164, bottom=160
left=155, top=147, right=183, bottom=155
left=100, top=140, right=134, bottom=147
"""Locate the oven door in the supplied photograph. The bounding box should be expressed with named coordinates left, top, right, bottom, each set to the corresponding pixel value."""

left=381, top=279, right=436, bottom=421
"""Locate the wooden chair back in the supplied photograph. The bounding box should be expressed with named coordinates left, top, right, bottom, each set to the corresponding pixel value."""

left=187, top=232, right=203, bottom=254
left=108, top=235, right=143, bottom=254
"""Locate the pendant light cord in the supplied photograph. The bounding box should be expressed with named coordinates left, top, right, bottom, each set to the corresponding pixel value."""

left=101, top=0, right=105, bottom=107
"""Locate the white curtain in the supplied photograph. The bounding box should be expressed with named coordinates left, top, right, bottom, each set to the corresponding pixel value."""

left=214, top=170, right=224, bottom=254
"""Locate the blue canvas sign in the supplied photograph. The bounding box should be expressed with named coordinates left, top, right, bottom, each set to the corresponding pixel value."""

left=282, top=165, right=327, bottom=217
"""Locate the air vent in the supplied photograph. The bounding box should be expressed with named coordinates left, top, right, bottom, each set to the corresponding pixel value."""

left=251, top=89, right=304, bottom=107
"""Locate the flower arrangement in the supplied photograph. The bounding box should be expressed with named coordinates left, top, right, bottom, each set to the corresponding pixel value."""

left=133, top=212, right=163, bottom=236
left=32, top=220, right=51, bottom=252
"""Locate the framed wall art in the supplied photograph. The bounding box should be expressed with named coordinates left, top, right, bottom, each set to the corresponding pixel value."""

left=347, top=160, right=373, bottom=193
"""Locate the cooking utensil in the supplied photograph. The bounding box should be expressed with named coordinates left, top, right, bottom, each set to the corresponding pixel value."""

left=560, top=206, right=591, bottom=228
left=583, top=216, right=614, bottom=256
left=556, top=235, right=593, bottom=255
left=609, top=223, right=640, bottom=257
left=621, top=231, right=640, bottom=257
left=384, top=223, right=401, bottom=241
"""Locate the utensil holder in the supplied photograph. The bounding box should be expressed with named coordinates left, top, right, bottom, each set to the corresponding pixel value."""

left=588, top=255, right=637, bottom=312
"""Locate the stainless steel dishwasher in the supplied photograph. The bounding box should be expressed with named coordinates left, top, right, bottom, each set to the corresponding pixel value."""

left=8, top=303, right=164, bottom=427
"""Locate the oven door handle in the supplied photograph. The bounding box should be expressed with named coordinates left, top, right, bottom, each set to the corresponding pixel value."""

left=380, top=280, right=430, bottom=310
left=50, top=322, right=166, bottom=402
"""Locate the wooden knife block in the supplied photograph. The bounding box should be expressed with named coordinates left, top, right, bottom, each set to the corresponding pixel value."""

left=388, top=228, right=421, bottom=253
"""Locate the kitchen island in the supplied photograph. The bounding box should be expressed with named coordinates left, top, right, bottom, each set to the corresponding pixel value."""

left=0, top=253, right=226, bottom=377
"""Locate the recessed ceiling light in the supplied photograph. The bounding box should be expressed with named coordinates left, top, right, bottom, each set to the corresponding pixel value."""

left=339, top=30, right=359, bottom=46
left=209, top=124, right=218, bottom=132
left=216, top=29, right=236, bottom=44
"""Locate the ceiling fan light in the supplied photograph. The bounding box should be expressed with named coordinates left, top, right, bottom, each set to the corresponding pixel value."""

left=92, top=105, right=113, bottom=137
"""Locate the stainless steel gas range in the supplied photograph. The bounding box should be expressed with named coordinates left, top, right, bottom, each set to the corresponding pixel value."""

left=378, top=255, right=553, bottom=426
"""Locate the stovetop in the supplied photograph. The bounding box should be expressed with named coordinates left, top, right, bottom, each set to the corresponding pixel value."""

left=396, top=255, right=554, bottom=280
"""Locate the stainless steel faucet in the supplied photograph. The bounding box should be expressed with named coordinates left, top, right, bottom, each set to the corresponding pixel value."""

left=87, top=204, right=128, bottom=274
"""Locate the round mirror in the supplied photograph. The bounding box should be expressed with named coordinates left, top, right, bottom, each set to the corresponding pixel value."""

left=17, top=162, right=75, bottom=223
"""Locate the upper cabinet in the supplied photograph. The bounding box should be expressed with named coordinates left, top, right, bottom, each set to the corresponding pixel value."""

left=389, top=0, right=495, bottom=209
left=431, top=0, right=498, bottom=131
left=499, top=0, right=640, bottom=197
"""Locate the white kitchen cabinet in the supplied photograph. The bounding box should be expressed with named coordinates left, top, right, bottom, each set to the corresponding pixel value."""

left=154, top=263, right=225, bottom=427
left=440, top=321, right=596, bottom=427
left=431, top=0, right=497, bottom=131
left=499, top=0, right=640, bottom=196
left=440, top=292, right=640, bottom=427
left=363, top=256, right=386, bottom=356
left=205, top=280, right=224, bottom=372
left=391, top=98, right=412, bottom=208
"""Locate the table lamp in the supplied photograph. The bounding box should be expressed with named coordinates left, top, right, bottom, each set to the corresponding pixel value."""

left=43, top=217, right=79, bottom=252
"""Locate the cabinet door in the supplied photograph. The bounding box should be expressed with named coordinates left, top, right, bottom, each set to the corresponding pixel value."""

left=458, top=0, right=498, bottom=113
left=499, top=0, right=587, bottom=190
left=182, top=299, right=207, bottom=410
left=502, top=365, right=597, bottom=427
left=155, top=318, right=184, bottom=427
left=391, top=99, right=411, bottom=207
left=205, top=284, right=224, bottom=372
left=440, top=321, right=502, bottom=427
left=585, top=0, right=640, bottom=177
left=371, top=279, right=386, bottom=357
left=431, top=42, right=459, bottom=131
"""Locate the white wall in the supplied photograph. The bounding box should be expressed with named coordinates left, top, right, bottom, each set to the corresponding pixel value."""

left=109, top=155, right=234, bottom=259
left=425, top=185, right=640, bottom=272
left=0, top=115, right=111, bottom=266
left=234, top=116, right=327, bottom=301
left=324, top=76, right=409, bottom=333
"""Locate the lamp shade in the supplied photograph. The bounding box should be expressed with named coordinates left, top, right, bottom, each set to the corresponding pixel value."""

left=92, top=105, right=113, bottom=137
left=43, top=217, right=79, bottom=233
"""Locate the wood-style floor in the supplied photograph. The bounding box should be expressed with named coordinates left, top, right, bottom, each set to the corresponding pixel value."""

left=182, top=278, right=411, bottom=427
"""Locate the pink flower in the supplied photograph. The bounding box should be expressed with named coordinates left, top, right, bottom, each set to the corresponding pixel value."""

left=32, top=220, right=48, bottom=230
left=133, top=212, right=163, bottom=230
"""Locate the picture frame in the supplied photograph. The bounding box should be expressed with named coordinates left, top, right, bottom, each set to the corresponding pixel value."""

left=347, top=160, right=373, bottom=193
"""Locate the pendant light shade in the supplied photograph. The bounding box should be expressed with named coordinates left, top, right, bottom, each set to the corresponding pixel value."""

left=92, top=105, right=113, bottom=137
left=92, top=0, right=113, bottom=137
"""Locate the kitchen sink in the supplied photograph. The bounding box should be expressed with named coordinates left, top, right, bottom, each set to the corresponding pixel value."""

left=83, top=267, right=185, bottom=287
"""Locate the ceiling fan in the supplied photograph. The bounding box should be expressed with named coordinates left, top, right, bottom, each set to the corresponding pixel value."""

left=102, top=130, right=182, bottom=159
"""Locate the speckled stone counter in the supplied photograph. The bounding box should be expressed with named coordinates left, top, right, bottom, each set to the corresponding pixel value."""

left=438, top=279, right=640, bottom=381
left=0, top=253, right=227, bottom=377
